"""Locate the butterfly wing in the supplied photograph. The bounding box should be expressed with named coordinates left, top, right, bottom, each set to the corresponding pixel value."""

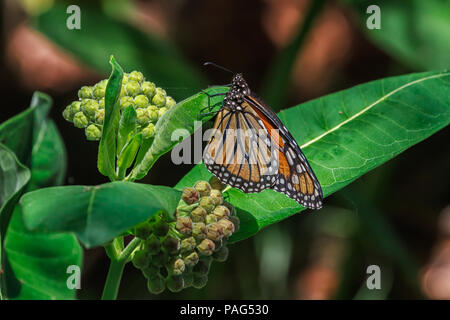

left=203, top=107, right=278, bottom=193
left=244, top=94, right=323, bottom=209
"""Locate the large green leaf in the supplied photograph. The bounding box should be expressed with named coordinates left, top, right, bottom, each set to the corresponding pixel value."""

left=4, top=207, right=82, bottom=300
left=20, top=182, right=181, bottom=248
left=1, top=92, right=82, bottom=300
left=0, top=145, right=30, bottom=246
left=344, top=0, right=450, bottom=70
left=176, top=70, right=450, bottom=242
left=131, top=86, right=228, bottom=180
left=33, top=1, right=206, bottom=100
left=0, top=145, right=31, bottom=300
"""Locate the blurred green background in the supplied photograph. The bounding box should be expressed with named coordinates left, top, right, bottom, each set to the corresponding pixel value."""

left=1, top=0, right=449, bottom=299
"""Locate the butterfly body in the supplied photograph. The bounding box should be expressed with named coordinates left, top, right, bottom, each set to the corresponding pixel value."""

left=203, top=74, right=323, bottom=209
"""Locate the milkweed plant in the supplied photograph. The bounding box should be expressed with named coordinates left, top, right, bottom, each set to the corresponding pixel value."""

left=59, top=57, right=240, bottom=296
left=1, top=54, right=448, bottom=300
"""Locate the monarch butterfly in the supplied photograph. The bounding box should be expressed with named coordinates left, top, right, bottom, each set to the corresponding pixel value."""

left=202, top=66, right=323, bottom=210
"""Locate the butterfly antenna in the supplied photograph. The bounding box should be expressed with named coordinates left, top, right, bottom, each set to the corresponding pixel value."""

left=203, top=62, right=234, bottom=74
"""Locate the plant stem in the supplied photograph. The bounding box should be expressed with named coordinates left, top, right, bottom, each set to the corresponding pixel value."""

left=101, top=259, right=126, bottom=300
left=101, top=237, right=142, bottom=300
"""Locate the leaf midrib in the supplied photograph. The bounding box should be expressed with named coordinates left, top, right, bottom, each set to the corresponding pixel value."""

left=300, top=72, right=450, bottom=150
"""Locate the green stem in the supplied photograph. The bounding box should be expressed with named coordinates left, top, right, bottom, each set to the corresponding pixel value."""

left=101, top=237, right=142, bottom=300
left=101, top=259, right=126, bottom=300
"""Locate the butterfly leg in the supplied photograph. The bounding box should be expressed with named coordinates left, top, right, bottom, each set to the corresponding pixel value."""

left=200, top=90, right=226, bottom=113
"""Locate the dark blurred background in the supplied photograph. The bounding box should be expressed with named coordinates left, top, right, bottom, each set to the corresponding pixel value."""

left=1, top=0, right=449, bottom=299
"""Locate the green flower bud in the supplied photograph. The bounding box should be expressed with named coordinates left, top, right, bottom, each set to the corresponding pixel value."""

left=213, top=205, right=230, bottom=220
left=98, top=98, right=105, bottom=109
left=155, top=87, right=166, bottom=96
left=73, top=111, right=89, bottom=128
left=193, top=257, right=212, bottom=276
left=147, top=108, right=159, bottom=122
left=218, top=219, right=235, bottom=238
left=151, top=250, right=169, bottom=267
left=142, top=81, right=156, bottom=98
left=200, top=198, right=216, bottom=215
left=152, top=93, right=166, bottom=107
left=192, top=222, right=207, bottom=241
left=165, top=96, right=176, bottom=109
left=119, top=86, right=127, bottom=98
left=81, top=99, right=99, bottom=118
left=63, top=106, right=73, bottom=122
left=93, top=82, right=106, bottom=99
left=78, top=86, right=93, bottom=99
left=229, top=216, right=240, bottom=232
left=144, top=234, right=161, bottom=255
left=94, top=109, right=105, bottom=125
left=166, top=275, right=184, bottom=293
left=152, top=219, right=169, bottom=237
left=209, top=176, right=225, bottom=191
left=180, top=236, right=196, bottom=254
left=128, top=71, right=144, bottom=83
left=213, top=245, right=228, bottom=262
left=142, top=123, right=155, bottom=139
left=194, top=181, right=212, bottom=197
left=167, top=258, right=185, bottom=276
left=142, top=264, right=160, bottom=279
left=176, top=216, right=193, bottom=236
left=147, top=273, right=165, bottom=294
left=182, top=187, right=200, bottom=205
left=205, top=214, right=217, bottom=225
left=197, top=239, right=215, bottom=256
left=136, top=108, right=150, bottom=126
left=132, top=249, right=149, bottom=269
left=134, top=221, right=153, bottom=239
left=182, top=272, right=194, bottom=288
left=206, top=223, right=224, bottom=242
left=85, top=124, right=102, bottom=141
left=158, top=107, right=168, bottom=118
left=122, top=73, right=129, bottom=85
left=70, top=101, right=82, bottom=115
left=162, top=235, right=180, bottom=255
left=183, top=251, right=199, bottom=268
left=134, top=94, right=149, bottom=109
left=192, top=274, right=208, bottom=289
left=125, top=80, right=141, bottom=97
left=210, top=189, right=223, bottom=206
left=191, top=206, right=207, bottom=223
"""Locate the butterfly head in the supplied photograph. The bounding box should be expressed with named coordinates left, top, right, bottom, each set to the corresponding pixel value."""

left=231, top=73, right=250, bottom=95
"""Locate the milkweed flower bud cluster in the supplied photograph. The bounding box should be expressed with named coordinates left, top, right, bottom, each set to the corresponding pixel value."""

left=130, top=176, right=240, bottom=294
left=62, top=71, right=176, bottom=141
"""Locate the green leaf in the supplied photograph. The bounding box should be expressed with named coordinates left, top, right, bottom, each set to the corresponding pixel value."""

left=117, top=106, right=137, bottom=155
left=177, top=70, right=450, bottom=242
left=4, top=207, right=82, bottom=300
left=28, top=120, right=67, bottom=190
left=344, top=0, right=450, bottom=70
left=1, top=91, right=82, bottom=300
left=98, top=56, right=123, bottom=180
left=33, top=1, right=206, bottom=100
left=0, top=144, right=31, bottom=299
left=21, top=182, right=181, bottom=248
left=118, top=133, right=142, bottom=172
left=131, top=86, right=228, bottom=180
